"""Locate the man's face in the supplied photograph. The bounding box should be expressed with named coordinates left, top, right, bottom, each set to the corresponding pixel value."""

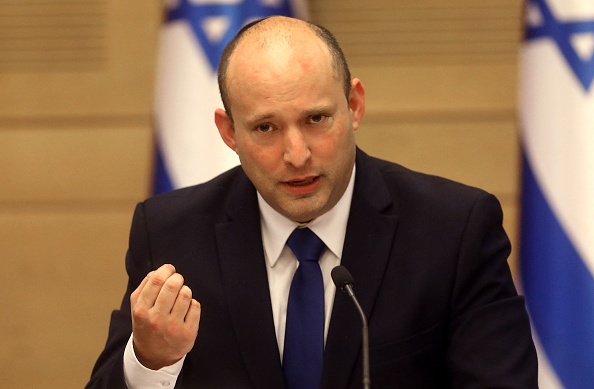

left=215, top=31, right=365, bottom=223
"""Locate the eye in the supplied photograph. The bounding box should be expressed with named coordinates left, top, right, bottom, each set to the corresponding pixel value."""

left=256, top=123, right=274, bottom=133
left=309, top=114, right=328, bottom=124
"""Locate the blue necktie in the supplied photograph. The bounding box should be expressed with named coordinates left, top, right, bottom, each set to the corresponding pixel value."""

left=283, top=227, right=326, bottom=389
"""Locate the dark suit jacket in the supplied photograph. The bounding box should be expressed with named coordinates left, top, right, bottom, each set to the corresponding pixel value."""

left=86, top=149, right=538, bottom=388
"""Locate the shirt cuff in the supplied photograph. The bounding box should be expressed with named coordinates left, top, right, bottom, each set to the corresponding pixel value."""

left=123, top=334, right=186, bottom=388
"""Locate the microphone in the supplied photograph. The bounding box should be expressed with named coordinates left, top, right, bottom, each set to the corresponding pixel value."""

left=331, top=266, right=370, bottom=389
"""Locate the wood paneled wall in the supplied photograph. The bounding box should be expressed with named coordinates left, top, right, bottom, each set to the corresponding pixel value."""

left=1, top=1, right=160, bottom=387
left=0, top=1, right=523, bottom=387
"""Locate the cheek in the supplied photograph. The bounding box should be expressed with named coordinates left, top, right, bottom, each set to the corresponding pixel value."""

left=238, top=143, right=280, bottom=177
left=316, top=125, right=354, bottom=157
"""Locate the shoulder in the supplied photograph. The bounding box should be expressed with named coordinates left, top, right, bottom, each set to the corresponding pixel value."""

left=137, top=165, right=253, bottom=225
left=358, top=150, right=490, bottom=199
left=357, top=150, right=501, bottom=220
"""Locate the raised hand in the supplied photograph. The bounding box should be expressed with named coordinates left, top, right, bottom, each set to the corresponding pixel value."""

left=130, top=264, right=201, bottom=370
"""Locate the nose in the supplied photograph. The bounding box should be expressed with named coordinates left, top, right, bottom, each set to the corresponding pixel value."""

left=283, top=127, right=311, bottom=168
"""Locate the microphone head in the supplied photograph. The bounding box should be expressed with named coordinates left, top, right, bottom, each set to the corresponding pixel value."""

left=331, top=265, right=354, bottom=290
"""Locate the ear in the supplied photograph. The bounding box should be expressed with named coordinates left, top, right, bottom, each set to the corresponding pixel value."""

left=214, top=108, right=238, bottom=153
left=348, top=78, right=366, bottom=131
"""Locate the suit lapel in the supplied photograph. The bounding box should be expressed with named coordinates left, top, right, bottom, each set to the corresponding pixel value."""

left=322, top=149, right=399, bottom=388
left=213, top=150, right=398, bottom=389
left=215, top=173, right=286, bottom=389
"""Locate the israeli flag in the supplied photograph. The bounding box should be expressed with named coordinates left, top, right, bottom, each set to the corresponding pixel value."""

left=153, top=0, right=308, bottom=193
left=519, top=0, right=594, bottom=387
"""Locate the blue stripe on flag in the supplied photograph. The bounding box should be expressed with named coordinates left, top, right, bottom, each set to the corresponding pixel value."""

left=153, top=142, right=174, bottom=194
left=520, top=155, right=594, bottom=388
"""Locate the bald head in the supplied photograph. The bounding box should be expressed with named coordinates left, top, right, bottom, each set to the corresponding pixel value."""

left=217, top=16, right=351, bottom=122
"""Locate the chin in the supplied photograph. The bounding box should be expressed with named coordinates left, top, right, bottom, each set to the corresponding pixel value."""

left=277, top=195, right=329, bottom=222
left=288, top=207, right=326, bottom=224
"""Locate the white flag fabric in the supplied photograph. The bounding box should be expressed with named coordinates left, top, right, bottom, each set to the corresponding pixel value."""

left=153, top=0, right=308, bottom=193
left=519, top=0, right=594, bottom=388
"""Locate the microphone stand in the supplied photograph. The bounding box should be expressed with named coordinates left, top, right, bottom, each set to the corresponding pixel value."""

left=342, top=283, right=370, bottom=389
left=332, top=266, right=370, bottom=389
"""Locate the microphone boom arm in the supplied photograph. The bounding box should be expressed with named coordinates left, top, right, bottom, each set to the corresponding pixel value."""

left=342, top=283, right=370, bottom=389
left=332, top=265, right=371, bottom=389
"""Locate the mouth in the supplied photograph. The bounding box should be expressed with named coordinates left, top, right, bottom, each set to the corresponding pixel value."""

left=286, top=176, right=319, bottom=186
left=283, top=175, right=321, bottom=194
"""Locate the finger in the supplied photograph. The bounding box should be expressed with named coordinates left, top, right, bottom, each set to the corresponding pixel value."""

left=136, top=271, right=154, bottom=295
left=137, top=264, right=176, bottom=309
left=130, top=271, right=153, bottom=307
left=153, top=272, right=185, bottom=315
left=184, top=299, right=201, bottom=336
left=170, top=285, right=193, bottom=321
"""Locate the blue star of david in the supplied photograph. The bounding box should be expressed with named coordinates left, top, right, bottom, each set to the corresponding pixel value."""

left=525, top=0, right=594, bottom=91
left=166, top=0, right=293, bottom=73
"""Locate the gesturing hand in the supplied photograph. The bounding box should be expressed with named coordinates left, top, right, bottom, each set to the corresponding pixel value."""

left=130, top=264, right=201, bottom=370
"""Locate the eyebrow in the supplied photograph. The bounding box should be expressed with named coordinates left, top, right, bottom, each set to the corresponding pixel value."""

left=244, top=104, right=338, bottom=126
left=303, top=105, right=336, bottom=116
left=245, top=113, right=275, bottom=127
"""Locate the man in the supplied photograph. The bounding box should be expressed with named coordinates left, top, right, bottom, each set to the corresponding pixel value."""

left=86, top=16, right=538, bottom=388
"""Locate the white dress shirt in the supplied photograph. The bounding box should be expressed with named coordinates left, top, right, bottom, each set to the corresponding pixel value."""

left=123, top=167, right=355, bottom=388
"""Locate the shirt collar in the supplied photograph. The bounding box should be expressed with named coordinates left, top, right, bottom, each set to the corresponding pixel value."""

left=258, top=165, right=356, bottom=268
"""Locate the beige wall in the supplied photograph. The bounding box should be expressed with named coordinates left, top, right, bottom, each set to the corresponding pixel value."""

left=1, top=1, right=160, bottom=387
left=0, top=1, right=522, bottom=387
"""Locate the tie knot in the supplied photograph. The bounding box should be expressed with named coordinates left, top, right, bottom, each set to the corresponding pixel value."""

left=287, top=228, right=325, bottom=263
